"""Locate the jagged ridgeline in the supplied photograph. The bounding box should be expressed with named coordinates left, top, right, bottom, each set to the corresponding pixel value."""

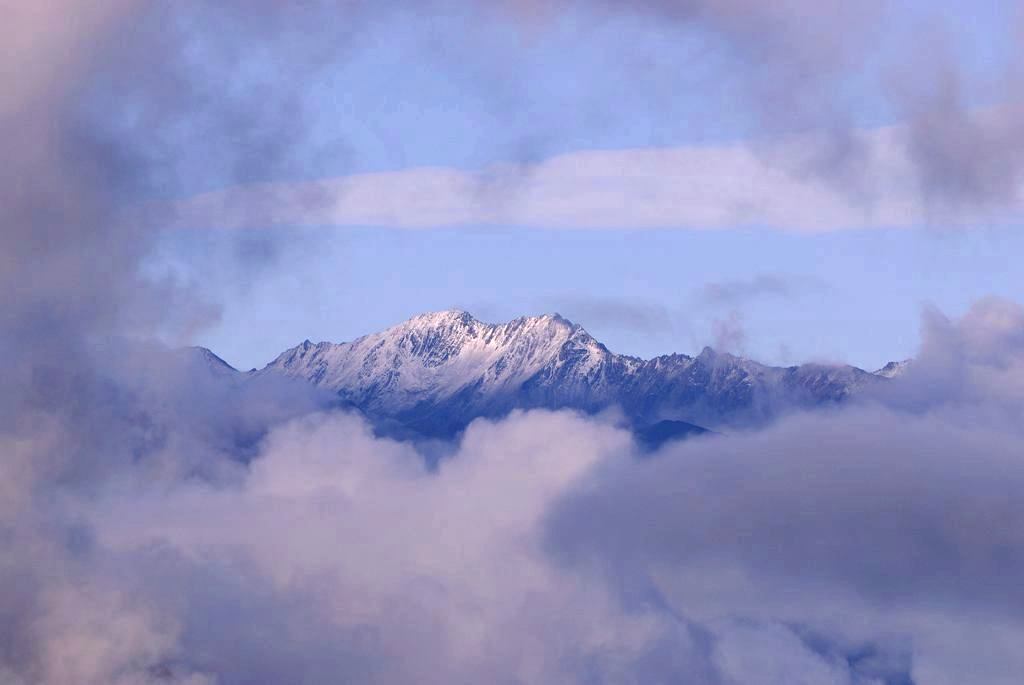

left=185, top=310, right=905, bottom=442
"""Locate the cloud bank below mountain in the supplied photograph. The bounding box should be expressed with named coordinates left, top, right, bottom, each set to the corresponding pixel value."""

left=4, top=299, right=1024, bottom=683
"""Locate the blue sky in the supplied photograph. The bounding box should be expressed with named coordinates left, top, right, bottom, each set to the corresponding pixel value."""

left=143, top=0, right=1024, bottom=371
left=159, top=224, right=1023, bottom=371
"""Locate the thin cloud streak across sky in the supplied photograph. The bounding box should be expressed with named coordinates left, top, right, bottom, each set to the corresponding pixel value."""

left=164, top=123, right=1024, bottom=233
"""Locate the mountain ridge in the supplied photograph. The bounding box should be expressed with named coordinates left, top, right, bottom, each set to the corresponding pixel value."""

left=248, top=309, right=894, bottom=438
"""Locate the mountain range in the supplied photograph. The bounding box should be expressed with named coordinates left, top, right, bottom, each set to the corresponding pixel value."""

left=192, top=310, right=906, bottom=444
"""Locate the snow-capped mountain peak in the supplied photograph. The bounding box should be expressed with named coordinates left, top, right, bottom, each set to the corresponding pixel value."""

left=263, top=310, right=610, bottom=408
left=260, top=310, right=887, bottom=437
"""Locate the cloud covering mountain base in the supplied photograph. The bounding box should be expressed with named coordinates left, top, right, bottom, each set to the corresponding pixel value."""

left=2, top=299, right=1024, bottom=684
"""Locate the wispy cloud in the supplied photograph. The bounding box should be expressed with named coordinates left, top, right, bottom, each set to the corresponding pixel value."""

left=696, top=273, right=827, bottom=307
left=710, top=310, right=747, bottom=353
left=534, top=295, right=676, bottom=334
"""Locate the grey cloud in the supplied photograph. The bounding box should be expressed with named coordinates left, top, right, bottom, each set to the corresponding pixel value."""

left=637, top=0, right=1024, bottom=213
left=696, top=274, right=819, bottom=307
left=875, top=297, right=1024, bottom=417
left=538, top=295, right=677, bottom=334
left=58, top=410, right=915, bottom=684
left=893, top=26, right=1024, bottom=212
left=547, top=410, right=1024, bottom=611
left=461, top=296, right=683, bottom=337
left=710, top=310, right=746, bottom=354
left=695, top=276, right=829, bottom=355
left=543, top=406, right=1024, bottom=682
left=68, top=412, right=723, bottom=684
left=542, top=298, right=1024, bottom=683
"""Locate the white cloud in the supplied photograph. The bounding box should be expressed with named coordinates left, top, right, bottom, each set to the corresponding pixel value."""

left=163, top=125, right=1023, bottom=233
